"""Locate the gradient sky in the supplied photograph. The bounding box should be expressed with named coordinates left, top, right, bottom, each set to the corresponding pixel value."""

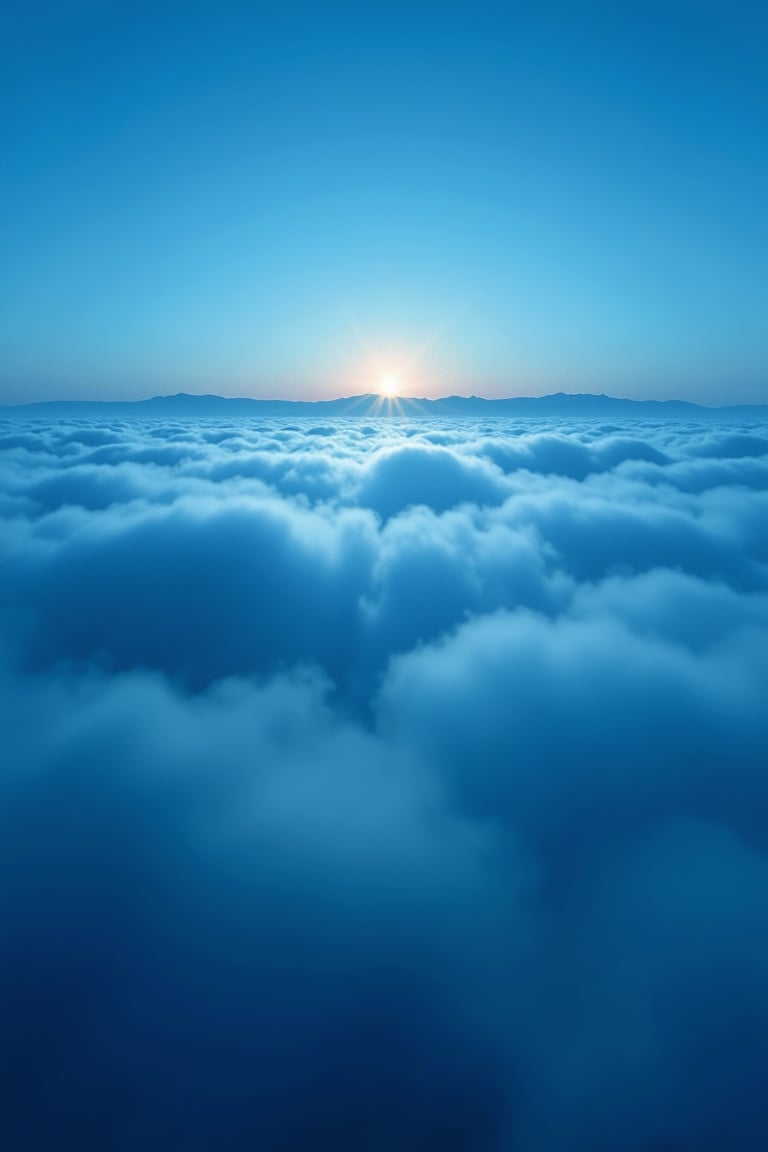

left=1, top=0, right=766, bottom=405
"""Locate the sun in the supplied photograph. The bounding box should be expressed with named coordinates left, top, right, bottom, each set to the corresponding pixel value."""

left=379, top=372, right=401, bottom=397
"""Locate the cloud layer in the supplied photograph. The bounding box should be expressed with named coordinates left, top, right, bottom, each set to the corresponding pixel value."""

left=2, top=412, right=768, bottom=1150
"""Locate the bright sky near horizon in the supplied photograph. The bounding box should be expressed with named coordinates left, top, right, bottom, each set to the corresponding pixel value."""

left=1, top=1, right=766, bottom=405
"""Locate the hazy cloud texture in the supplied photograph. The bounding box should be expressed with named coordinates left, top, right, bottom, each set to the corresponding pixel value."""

left=2, top=412, right=767, bottom=1150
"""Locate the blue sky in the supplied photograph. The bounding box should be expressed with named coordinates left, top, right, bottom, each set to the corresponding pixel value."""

left=2, top=0, right=766, bottom=403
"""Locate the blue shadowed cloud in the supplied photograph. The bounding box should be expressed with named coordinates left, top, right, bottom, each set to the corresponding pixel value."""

left=1, top=411, right=768, bottom=1149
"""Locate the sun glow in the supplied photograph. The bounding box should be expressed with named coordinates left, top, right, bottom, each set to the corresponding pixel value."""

left=378, top=372, right=401, bottom=397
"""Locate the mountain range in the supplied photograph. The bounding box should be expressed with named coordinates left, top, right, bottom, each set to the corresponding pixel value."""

left=3, top=391, right=767, bottom=418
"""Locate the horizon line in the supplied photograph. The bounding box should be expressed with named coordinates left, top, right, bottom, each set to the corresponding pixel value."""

left=3, top=389, right=768, bottom=412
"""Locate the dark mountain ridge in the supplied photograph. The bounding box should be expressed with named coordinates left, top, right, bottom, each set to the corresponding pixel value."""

left=4, top=391, right=767, bottom=419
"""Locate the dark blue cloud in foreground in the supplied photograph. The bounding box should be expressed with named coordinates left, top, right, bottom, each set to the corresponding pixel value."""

left=1, top=414, right=768, bottom=1150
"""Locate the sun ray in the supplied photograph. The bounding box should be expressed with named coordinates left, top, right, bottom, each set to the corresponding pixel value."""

left=378, top=372, right=400, bottom=397
left=340, top=305, right=455, bottom=408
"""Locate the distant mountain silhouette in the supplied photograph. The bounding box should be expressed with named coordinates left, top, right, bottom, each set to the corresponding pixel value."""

left=4, top=391, right=767, bottom=418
